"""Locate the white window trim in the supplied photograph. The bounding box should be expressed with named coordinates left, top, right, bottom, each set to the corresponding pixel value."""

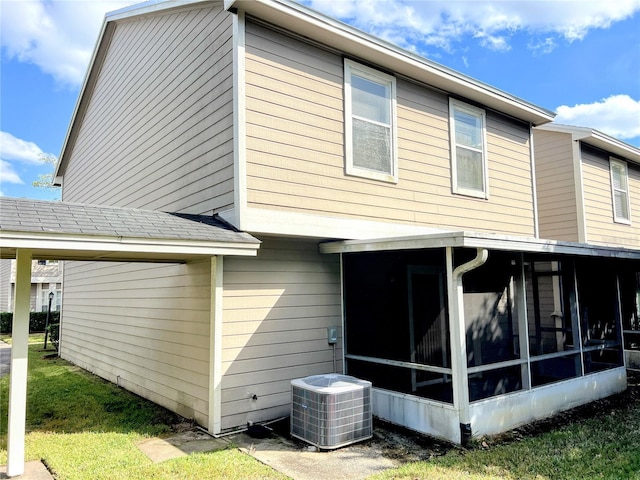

left=449, top=98, right=489, bottom=199
left=610, top=157, right=631, bottom=224
left=344, top=59, right=398, bottom=183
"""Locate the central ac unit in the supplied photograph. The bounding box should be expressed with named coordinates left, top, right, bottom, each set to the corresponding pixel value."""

left=290, top=374, right=372, bottom=449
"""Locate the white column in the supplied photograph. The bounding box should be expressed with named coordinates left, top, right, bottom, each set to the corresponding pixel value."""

left=208, top=256, right=223, bottom=434
left=6, top=249, right=32, bottom=477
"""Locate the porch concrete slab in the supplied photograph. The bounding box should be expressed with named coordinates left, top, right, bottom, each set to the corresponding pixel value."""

left=0, top=460, right=54, bottom=480
left=230, top=431, right=400, bottom=480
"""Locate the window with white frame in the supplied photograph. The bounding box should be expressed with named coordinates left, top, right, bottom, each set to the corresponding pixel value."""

left=344, top=59, right=397, bottom=183
left=449, top=99, right=488, bottom=198
left=610, top=158, right=631, bottom=223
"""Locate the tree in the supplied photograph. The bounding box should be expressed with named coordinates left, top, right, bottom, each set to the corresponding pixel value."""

left=32, top=153, right=61, bottom=200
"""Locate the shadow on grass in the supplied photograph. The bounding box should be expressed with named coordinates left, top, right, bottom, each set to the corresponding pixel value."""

left=0, top=343, right=181, bottom=449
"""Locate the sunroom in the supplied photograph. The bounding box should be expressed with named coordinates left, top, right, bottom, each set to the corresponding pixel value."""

left=320, top=232, right=640, bottom=445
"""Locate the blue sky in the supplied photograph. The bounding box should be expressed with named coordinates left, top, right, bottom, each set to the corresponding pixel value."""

left=1, top=0, right=639, bottom=201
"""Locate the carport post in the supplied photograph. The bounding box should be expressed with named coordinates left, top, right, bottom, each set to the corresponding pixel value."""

left=6, top=249, right=32, bottom=477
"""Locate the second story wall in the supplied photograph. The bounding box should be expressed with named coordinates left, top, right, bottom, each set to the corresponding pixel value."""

left=62, top=2, right=234, bottom=215
left=582, top=144, right=640, bottom=247
left=533, top=130, right=580, bottom=241
left=243, top=20, right=536, bottom=237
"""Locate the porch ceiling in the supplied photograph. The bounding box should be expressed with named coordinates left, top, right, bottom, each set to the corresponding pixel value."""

left=0, top=197, right=260, bottom=262
left=319, top=230, right=640, bottom=260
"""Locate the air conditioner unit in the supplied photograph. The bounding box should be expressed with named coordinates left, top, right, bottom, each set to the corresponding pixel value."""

left=291, top=374, right=372, bottom=449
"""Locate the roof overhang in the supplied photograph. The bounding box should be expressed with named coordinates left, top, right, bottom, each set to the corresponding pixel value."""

left=0, top=231, right=258, bottom=262
left=0, top=197, right=260, bottom=263
left=225, top=0, right=555, bottom=126
left=535, top=123, right=640, bottom=165
left=319, top=230, right=640, bottom=260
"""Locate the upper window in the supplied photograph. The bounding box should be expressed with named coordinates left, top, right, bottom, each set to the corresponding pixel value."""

left=344, top=59, right=397, bottom=183
left=610, top=158, right=631, bottom=223
left=449, top=99, right=488, bottom=198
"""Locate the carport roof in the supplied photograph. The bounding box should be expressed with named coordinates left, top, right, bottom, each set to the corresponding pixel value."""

left=0, top=197, right=260, bottom=262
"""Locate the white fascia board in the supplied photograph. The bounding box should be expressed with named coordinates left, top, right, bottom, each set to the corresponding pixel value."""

left=319, top=230, right=640, bottom=260
left=226, top=0, right=555, bottom=126
left=0, top=232, right=259, bottom=259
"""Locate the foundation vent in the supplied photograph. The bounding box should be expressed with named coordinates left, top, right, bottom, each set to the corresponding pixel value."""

left=290, top=374, right=372, bottom=449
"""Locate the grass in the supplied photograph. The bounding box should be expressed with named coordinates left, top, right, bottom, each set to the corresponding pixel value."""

left=1, top=337, right=639, bottom=479
left=0, top=337, right=288, bottom=479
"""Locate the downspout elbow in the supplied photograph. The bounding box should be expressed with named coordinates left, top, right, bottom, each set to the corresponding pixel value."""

left=453, top=248, right=488, bottom=279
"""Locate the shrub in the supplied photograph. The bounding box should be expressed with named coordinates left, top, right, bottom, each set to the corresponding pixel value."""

left=48, top=323, right=60, bottom=351
left=0, top=311, right=60, bottom=334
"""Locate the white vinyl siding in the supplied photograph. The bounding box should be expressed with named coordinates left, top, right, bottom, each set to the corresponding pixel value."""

left=449, top=99, right=488, bottom=198
left=610, top=158, right=631, bottom=224
left=220, top=238, right=341, bottom=430
left=344, top=59, right=398, bottom=183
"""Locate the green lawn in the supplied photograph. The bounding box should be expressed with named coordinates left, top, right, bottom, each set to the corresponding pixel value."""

left=0, top=338, right=288, bottom=479
left=1, top=338, right=639, bottom=479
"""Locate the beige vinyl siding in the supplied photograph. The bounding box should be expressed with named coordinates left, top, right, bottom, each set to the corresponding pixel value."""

left=533, top=130, right=580, bottom=241
left=244, top=21, right=535, bottom=237
left=220, top=237, right=341, bottom=430
left=60, top=260, right=212, bottom=424
left=63, top=3, right=234, bottom=215
left=581, top=145, right=640, bottom=247
left=0, top=260, right=11, bottom=312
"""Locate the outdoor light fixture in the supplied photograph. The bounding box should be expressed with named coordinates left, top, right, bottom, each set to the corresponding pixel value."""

left=44, top=291, right=55, bottom=349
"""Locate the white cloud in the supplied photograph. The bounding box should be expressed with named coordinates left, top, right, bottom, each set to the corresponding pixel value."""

left=304, top=0, right=640, bottom=55
left=0, top=160, right=24, bottom=185
left=0, top=131, right=53, bottom=164
left=554, top=95, right=640, bottom=140
left=0, top=0, right=138, bottom=87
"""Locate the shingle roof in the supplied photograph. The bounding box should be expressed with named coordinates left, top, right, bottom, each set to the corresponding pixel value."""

left=0, top=197, right=260, bottom=258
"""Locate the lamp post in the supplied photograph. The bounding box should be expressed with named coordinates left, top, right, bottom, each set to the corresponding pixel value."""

left=44, top=291, right=54, bottom=349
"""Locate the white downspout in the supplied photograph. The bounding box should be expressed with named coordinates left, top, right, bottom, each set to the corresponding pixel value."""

left=446, top=246, right=488, bottom=445
left=6, top=249, right=33, bottom=477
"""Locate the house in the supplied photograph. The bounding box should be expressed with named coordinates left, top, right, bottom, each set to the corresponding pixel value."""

left=50, top=0, right=640, bottom=446
left=0, top=260, right=62, bottom=313
left=533, top=124, right=640, bottom=370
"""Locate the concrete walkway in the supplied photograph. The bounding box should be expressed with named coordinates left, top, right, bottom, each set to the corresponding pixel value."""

left=0, top=341, right=10, bottom=377
left=136, top=419, right=431, bottom=480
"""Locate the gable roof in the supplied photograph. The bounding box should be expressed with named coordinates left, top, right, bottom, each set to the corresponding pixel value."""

left=54, top=0, right=554, bottom=183
left=0, top=197, right=260, bottom=262
left=535, top=123, right=640, bottom=165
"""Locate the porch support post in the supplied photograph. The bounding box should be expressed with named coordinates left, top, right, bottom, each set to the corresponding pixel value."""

left=6, top=249, right=32, bottom=477
left=208, top=256, right=224, bottom=435
left=446, top=246, right=488, bottom=444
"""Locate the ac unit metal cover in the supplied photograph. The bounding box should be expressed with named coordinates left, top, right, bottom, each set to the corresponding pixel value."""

left=291, top=374, right=372, bottom=449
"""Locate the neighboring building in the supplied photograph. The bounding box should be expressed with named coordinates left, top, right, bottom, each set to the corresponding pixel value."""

left=0, top=259, right=62, bottom=313
left=533, top=124, right=640, bottom=370
left=52, top=0, right=639, bottom=445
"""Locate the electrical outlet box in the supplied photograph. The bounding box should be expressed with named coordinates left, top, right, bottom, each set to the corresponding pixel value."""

left=327, top=327, right=338, bottom=345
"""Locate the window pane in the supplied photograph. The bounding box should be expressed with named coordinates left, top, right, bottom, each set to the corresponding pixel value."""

left=353, top=118, right=391, bottom=173
left=454, top=110, right=482, bottom=149
left=456, top=147, right=483, bottom=191
left=611, top=162, right=627, bottom=190
left=468, top=365, right=522, bottom=402
left=351, top=74, right=389, bottom=124
left=614, top=191, right=629, bottom=220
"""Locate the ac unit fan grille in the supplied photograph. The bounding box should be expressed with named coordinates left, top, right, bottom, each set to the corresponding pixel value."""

left=291, top=376, right=372, bottom=449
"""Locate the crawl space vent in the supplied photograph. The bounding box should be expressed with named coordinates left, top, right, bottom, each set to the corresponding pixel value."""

left=290, top=374, right=372, bottom=449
